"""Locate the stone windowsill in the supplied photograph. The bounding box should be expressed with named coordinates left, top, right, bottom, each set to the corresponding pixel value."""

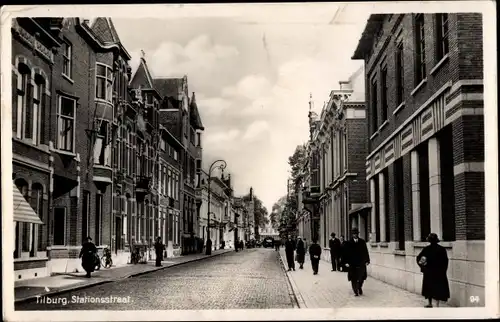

left=14, top=256, right=49, bottom=262
left=52, top=148, right=77, bottom=158
left=430, top=54, right=449, bottom=76
left=413, top=241, right=453, bottom=249
left=379, top=242, right=389, bottom=248
left=62, top=73, right=74, bottom=84
left=369, top=130, right=379, bottom=141
left=379, top=120, right=389, bottom=131
left=411, top=78, right=428, bottom=97
left=12, top=138, right=50, bottom=155
left=393, top=101, right=406, bottom=115
left=393, top=250, right=406, bottom=256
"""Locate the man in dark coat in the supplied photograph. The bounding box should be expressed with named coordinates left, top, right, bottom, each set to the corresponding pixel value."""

left=284, top=236, right=296, bottom=271
left=339, top=235, right=347, bottom=272
left=79, top=237, right=97, bottom=278
left=308, top=238, right=322, bottom=275
left=295, top=236, right=306, bottom=269
left=416, top=233, right=450, bottom=308
left=344, top=228, right=370, bottom=296
left=329, top=233, right=341, bottom=271
left=154, top=237, right=165, bottom=267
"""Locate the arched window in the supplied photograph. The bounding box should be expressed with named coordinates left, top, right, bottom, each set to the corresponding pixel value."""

left=14, top=179, right=30, bottom=257
left=127, top=126, right=133, bottom=175
left=33, top=74, right=46, bottom=145
left=145, top=140, right=150, bottom=176
left=14, top=63, right=31, bottom=140
left=144, top=199, right=150, bottom=243
left=31, top=183, right=44, bottom=252
left=152, top=202, right=158, bottom=239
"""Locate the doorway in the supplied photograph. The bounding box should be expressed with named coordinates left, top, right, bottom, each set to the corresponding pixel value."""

left=115, top=216, right=122, bottom=252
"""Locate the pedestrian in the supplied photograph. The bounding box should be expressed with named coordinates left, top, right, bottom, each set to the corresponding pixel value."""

left=154, top=237, right=165, bottom=267
left=274, top=238, right=281, bottom=251
left=344, top=228, right=370, bottom=296
left=295, top=236, right=306, bottom=269
left=79, top=236, right=97, bottom=278
left=206, top=238, right=213, bottom=253
left=308, top=238, right=322, bottom=275
left=339, top=235, right=347, bottom=272
left=284, top=236, right=296, bottom=271
left=221, top=240, right=226, bottom=250
left=416, top=233, right=450, bottom=308
left=329, top=233, right=341, bottom=272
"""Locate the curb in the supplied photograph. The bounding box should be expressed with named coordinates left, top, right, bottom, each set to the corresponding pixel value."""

left=15, top=250, right=233, bottom=305
left=277, top=251, right=302, bottom=309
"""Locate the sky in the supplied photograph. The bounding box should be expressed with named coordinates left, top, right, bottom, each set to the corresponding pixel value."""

left=111, top=3, right=370, bottom=212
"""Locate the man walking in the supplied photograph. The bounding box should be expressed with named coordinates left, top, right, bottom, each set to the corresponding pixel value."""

left=344, top=228, right=370, bottom=296
left=329, top=233, right=341, bottom=271
left=284, top=236, right=296, bottom=271
left=154, top=237, right=165, bottom=267
left=308, top=239, right=322, bottom=275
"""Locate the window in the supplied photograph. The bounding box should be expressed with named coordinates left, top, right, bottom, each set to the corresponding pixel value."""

left=439, top=126, right=456, bottom=241
left=96, top=63, right=113, bottom=102
left=381, top=65, right=388, bottom=122
left=94, top=122, right=110, bottom=166
left=435, top=13, right=449, bottom=61
left=395, top=40, right=404, bottom=106
left=370, top=78, right=378, bottom=134
left=394, top=158, right=405, bottom=250
left=173, top=150, right=178, bottom=161
left=343, top=131, right=348, bottom=170
left=196, top=132, right=201, bottom=147
left=57, top=96, right=76, bottom=152
left=62, top=41, right=72, bottom=78
left=32, top=184, right=44, bottom=252
left=128, top=129, right=133, bottom=175
left=53, top=207, right=66, bottom=246
left=415, top=14, right=426, bottom=84
left=96, top=194, right=103, bottom=245
left=168, top=169, right=172, bottom=198
left=418, top=142, right=431, bottom=241
left=161, top=137, right=166, bottom=151
left=82, top=191, right=90, bottom=244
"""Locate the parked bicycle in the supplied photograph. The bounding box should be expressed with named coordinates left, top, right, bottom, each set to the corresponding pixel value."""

left=94, top=252, right=101, bottom=271
left=131, top=246, right=147, bottom=264
left=101, top=247, right=113, bottom=268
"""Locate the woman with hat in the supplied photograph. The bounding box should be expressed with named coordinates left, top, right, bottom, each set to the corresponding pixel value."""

left=295, top=236, right=306, bottom=269
left=416, top=233, right=450, bottom=307
left=344, top=227, right=370, bottom=296
left=79, top=236, right=97, bottom=278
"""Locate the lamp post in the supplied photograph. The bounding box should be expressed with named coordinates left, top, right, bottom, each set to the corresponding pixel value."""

left=206, top=159, right=227, bottom=255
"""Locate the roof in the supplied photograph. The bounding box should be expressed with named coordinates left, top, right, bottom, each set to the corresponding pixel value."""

left=130, top=57, right=155, bottom=89
left=189, top=92, right=204, bottom=130
left=153, top=78, right=184, bottom=98
left=351, top=14, right=387, bottom=60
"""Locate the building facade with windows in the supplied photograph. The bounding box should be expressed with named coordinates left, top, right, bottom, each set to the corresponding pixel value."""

left=154, top=77, right=204, bottom=255
left=352, top=13, right=484, bottom=307
left=312, top=67, right=369, bottom=253
left=11, top=18, right=61, bottom=280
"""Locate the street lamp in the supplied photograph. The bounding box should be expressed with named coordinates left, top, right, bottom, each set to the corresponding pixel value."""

left=206, top=159, right=227, bottom=255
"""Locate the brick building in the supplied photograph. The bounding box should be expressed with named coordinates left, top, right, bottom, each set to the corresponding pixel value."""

left=352, top=13, right=484, bottom=307
left=154, top=76, right=204, bottom=255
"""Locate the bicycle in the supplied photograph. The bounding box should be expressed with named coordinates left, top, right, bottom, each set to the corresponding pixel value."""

left=100, top=247, right=113, bottom=268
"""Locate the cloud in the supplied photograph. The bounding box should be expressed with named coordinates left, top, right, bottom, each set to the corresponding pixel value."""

left=204, top=128, right=240, bottom=146
left=242, top=120, right=270, bottom=140
left=198, top=96, right=234, bottom=116
left=222, top=74, right=272, bottom=99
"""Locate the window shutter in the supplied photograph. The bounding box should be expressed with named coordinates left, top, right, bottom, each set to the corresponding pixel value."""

left=12, top=72, right=18, bottom=134
left=40, top=92, right=47, bottom=145
left=25, top=83, right=33, bottom=139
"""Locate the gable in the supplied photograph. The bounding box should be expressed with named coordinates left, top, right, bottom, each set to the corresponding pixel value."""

left=91, top=17, right=122, bottom=44
left=129, top=59, right=154, bottom=89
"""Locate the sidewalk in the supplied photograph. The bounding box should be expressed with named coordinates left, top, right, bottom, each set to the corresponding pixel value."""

left=15, top=249, right=233, bottom=303
left=279, top=250, right=449, bottom=308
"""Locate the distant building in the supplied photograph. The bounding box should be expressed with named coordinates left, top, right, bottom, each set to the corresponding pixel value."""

left=352, top=13, right=484, bottom=307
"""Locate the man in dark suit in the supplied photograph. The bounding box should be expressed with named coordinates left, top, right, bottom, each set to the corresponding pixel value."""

left=344, top=228, right=370, bottom=296
left=329, top=233, right=341, bottom=271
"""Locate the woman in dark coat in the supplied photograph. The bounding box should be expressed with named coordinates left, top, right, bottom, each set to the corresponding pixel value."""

left=284, top=236, right=296, bottom=271
left=154, top=237, right=165, bottom=267
left=416, top=233, right=450, bottom=307
left=79, top=237, right=97, bottom=278
left=295, top=236, right=306, bottom=269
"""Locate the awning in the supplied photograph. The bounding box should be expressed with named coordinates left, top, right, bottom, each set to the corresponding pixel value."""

left=13, top=184, right=43, bottom=224
left=348, top=203, right=372, bottom=215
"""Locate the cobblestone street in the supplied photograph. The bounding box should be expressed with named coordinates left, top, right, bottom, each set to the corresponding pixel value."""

left=15, top=249, right=294, bottom=310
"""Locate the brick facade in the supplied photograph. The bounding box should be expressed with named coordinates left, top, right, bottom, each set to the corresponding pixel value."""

left=352, top=13, right=485, bottom=307
left=10, top=18, right=205, bottom=279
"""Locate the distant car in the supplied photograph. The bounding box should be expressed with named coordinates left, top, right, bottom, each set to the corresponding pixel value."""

left=262, top=237, right=274, bottom=248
